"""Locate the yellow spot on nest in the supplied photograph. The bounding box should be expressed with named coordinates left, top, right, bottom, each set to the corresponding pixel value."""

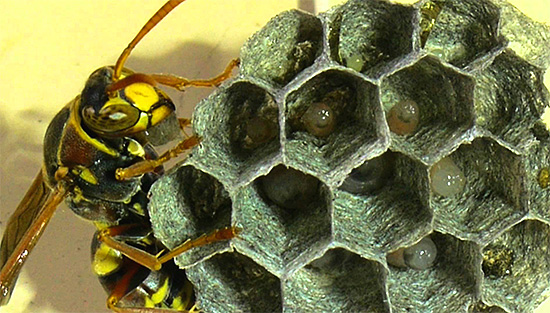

left=542, top=106, right=550, bottom=132
left=345, top=53, right=365, bottom=72
left=539, top=167, right=549, bottom=189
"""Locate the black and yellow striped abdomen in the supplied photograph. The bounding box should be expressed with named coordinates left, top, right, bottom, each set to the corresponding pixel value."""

left=91, top=226, right=196, bottom=311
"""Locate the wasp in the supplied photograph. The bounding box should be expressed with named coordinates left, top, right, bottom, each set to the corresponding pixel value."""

left=0, top=0, right=240, bottom=311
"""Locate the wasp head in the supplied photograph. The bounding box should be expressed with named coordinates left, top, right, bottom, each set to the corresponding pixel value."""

left=80, top=67, right=175, bottom=138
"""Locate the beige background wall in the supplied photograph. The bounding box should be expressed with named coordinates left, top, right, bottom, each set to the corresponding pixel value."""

left=0, top=1, right=548, bottom=312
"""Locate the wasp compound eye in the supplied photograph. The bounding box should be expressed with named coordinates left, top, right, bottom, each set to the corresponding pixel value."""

left=82, top=103, right=141, bottom=134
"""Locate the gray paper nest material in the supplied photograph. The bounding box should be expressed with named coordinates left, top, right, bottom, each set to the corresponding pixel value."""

left=149, top=0, right=550, bottom=312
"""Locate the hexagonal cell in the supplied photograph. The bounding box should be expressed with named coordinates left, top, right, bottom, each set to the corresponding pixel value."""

left=149, top=165, right=233, bottom=267
left=481, top=219, right=550, bottom=313
left=334, top=152, right=432, bottom=257
left=380, top=56, right=475, bottom=163
left=232, top=165, right=332, bottom=275
left=431, top=138, right=528, bottom=244
left=422, top=0, right=503, bottom=68
left=284, top=69, right=386, bottom=184
left=186, top=252, right=282, bottom=313
left=191, top=81, right=280, bottom=186
left=328, top=0, right=416, bottom=77
left=226, top=82, right=280, bottom=159
left=473, top=49, right=549, bottom=151
left=386, top=232, right=480, bottom=313
left=240, top=9, right=323, bottom=87
left=283, top=248, right=389, bottom=312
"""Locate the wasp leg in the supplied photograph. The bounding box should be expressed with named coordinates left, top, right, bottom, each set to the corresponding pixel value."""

left=151, top=58, right=240, bottom=90
left=177, top=118, right=192, bottom=139
left=178, top=118, right=191, bottom=129
left=116, top=135, right=200, bottom=181
left=97, top=226, right=239, bottom=272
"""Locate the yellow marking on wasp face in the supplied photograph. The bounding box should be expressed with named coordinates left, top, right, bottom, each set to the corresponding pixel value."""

left=127, top=138, right=145, bottom=158
left=92, top=242, right=123, bottom=277
left=103, top=95, right=131, bottom=110
left=150, top=276, right=170, bottom=305
left=125, top=83, right=159, bottom=112
left=150, top=104, right=172, bottom=126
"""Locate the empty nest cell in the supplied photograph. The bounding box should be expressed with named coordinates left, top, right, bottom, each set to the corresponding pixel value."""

left=240, top=9, right=323, bottom=87
left=422, top=0, right=503, bottom=68
left=284, top=248, right=388, bottom=312
left=329, top=0, right=416, bottom=77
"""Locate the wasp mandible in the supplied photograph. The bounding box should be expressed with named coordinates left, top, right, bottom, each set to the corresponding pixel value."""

left=0, top=0, right=240, bottom=311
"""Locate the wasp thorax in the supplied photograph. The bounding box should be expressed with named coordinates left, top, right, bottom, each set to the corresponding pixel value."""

left=387, top=99, right=420, bottom=135
left=301, top=102, right=336, bottom=137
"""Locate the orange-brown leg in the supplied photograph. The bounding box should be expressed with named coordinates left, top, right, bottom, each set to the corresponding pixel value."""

left=151, top=58, right=240, bottom=90
left=116, top=135, right=200, bottom=181
left=178, top=118, right=192, bottom=138
left=97, top=226, right=240, bottom=272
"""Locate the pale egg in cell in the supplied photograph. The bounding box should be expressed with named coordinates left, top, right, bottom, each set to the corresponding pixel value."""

left=430, top=157, right=466, bottom=197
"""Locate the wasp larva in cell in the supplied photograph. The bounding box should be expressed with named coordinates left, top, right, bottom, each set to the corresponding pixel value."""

left=387, top=237, right=437, bottom=270
left=430, top=156, right=466, bottom=197
left=301, top=102, right=336, bottom=137
left=387, top=99, right=420, bottom=136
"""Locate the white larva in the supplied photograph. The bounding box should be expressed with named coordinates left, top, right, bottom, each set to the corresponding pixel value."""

left=429, top=157, right=466, bottom=197
left=387, top=237, right=438, bottom=270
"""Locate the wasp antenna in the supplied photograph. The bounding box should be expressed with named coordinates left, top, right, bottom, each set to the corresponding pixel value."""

left=112, top=0, right=189, bottom=81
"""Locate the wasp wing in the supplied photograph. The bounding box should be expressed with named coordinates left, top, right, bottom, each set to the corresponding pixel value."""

left=0, top=171, right=67, bottom=305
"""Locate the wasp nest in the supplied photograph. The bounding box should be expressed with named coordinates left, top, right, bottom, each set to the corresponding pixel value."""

left=149, top=0, right=550, bottom=312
